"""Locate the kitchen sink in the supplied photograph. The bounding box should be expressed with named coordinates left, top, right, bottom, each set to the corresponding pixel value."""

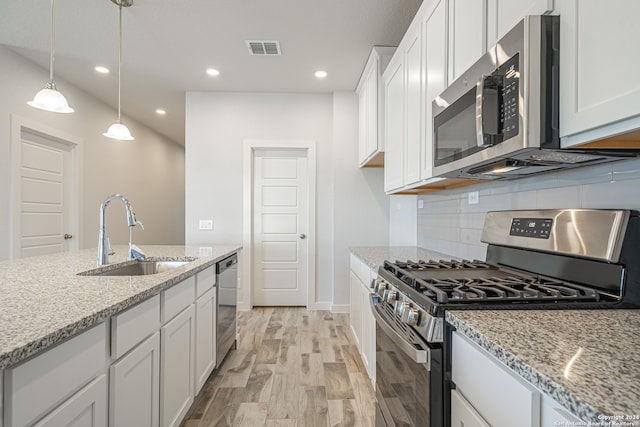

left=80, top=260, right=192, bottom=276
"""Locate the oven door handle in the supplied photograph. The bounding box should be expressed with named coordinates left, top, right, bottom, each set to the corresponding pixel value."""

left=369, top=294, right=430, bottom=366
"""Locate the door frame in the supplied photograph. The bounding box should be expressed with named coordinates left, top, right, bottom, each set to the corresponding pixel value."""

left=10, top=115, right=83, bottom=259
left=242, top=139, right=317, bottom=310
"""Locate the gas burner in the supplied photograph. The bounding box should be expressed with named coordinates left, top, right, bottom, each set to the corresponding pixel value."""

left=393, top=259, right=492, bottom=270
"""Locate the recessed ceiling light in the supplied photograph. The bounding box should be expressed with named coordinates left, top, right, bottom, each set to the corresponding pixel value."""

left=206, top=68, right=220, bottom=77
left=155, top=109, right=167, bottom=115
left=314, top=70, right=328, bottom=78
left=95, top=66, right=110, bottom=74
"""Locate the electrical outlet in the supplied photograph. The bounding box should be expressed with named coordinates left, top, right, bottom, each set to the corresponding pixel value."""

left=468, top=191, right=479, bottom=205
left=199, top=246, right=213, bottom=256
left=418, top=199, right=424, bottom=209
left=199, top=219, right=213, bottom=230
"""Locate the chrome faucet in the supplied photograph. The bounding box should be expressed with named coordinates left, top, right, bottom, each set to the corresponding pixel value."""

left=97, top=194, right=143, bottom=266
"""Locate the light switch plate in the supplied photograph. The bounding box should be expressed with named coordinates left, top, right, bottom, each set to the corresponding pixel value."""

left=468, top=191, right=479, bottom=205
left=418, top=199, right=424, bottom=209
left=199, top=219, right=213, bottom=230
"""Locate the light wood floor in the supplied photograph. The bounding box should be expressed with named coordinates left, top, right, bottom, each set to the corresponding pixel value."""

left=181, top=307, right=376, bottom=427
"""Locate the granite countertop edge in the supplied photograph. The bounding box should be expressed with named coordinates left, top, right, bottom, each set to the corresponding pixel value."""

left=446, top=311, right=603, bottom=422
left=0, top=245, right=241, bottom=369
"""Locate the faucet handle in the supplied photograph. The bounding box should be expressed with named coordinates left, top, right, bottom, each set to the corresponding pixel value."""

left=136, top=220, right=144, bottom=230
left=106, top=237, right=115, bottom=256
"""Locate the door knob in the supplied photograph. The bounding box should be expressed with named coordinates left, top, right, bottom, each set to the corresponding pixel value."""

left=299, top=233, right=306, bottom=239
left=64, top=234, right=73, bottom=240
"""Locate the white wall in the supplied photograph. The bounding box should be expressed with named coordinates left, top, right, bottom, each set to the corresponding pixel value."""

left=416, top=158, right=640, bottom=260
left=332, top=92, right=389, bottom=311
left=389, top=195, right=417, bottom=246
left=0, top=46, right=185, bottom=261
left=185, top=91, right=389, bottom=310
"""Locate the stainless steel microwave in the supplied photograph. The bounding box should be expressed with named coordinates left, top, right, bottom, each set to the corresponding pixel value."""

left=431, top=15, right=628, bottom=180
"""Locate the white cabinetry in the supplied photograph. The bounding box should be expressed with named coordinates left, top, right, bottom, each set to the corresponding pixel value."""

left=451, top=389, right=490, bottom=427
left=110, top=332, right=160, bottom=427
left=404, top=30, right=422, bottom=185
left=161, top=306, right=195, bottom=427
left=195, top=287, right=216, bottom=393
left=383, top=56, right=406, bottom=193
left=349, top=254, right=376, bottom=382
left=541, top=393, right=581, bottom=425
left=448, top=0, right=486, bottom=83
left=557, top=0, right=640, bottom=146
left=356, top=47, right=396, bottom=167
left=34, top=375, right=108, bottom=427
left=421, top=0, right=448, bottom=180
left=486, top=0, right=554, bottom=47
left=4, top=323, right=108, bottom=427
left=452, top=331, right=540, bottom=427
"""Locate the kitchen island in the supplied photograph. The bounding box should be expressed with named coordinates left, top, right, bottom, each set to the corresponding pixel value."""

left=447, top=309, right=640, bottom=424
left=0, top=244, right=240, bottom=369
left=0, top=244, right=241, bottom=426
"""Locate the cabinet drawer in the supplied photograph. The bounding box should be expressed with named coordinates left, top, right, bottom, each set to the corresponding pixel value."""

left=5, top=323, right=107, bottom=427
left=451, top=389, right=490, bottom=427
left=111, top=295, right=160, bottom=360
left=452, top=332, right=540, bottom=427
left=163, top=276, right=195, bottom=323
left=196, top=266, right=216, bottom=298
left=33, top=374, right=107, bottom=427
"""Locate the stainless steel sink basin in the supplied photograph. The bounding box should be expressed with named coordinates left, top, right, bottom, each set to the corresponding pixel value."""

left=81, top=260, right=192, bottom=276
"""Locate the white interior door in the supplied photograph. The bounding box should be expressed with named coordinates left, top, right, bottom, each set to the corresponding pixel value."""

left=253, top=149, right=308, bottom=306
left=16, top=127, right=76, bottom=258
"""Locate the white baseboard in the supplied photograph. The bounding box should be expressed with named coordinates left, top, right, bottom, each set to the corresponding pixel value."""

left=331, top=304, right=350, bottom=313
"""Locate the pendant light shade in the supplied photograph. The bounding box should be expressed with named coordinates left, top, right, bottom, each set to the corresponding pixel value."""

left=104, top=0, right=134, bottom=141
left=28, top=0, right=74, bottom=113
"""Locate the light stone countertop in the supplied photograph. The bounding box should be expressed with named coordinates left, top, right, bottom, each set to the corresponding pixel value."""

left=447, top=309, right=640, bottom=422
left=0, top=244, right=241, bottom=369
left=349, top=246, right=461, bottom=273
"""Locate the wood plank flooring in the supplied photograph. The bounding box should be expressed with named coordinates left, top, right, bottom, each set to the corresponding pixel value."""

left=181, top=307, right=375, bottom=427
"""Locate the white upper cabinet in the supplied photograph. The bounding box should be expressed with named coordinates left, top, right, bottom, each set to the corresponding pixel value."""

left=356, top=46, right=396, bottom=167
left=404, top=30, right=423, bottom=185
left=383, top=56, right=406, bottom=192
left=557, top=0, right=640, bottom=146
left=486, top=0, right=554, bottom=47
left=448, top=0, right=487, bottom=84
left=421, top=0, right=448, bottom=180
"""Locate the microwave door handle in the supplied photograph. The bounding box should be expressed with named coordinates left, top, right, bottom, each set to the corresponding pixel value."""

left=476, top=75, right=491, bottom=148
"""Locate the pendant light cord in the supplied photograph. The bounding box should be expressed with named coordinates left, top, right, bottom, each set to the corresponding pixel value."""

left=49, top=0, right=55, bottom=85
left=117, top=5, right=123, bottom=123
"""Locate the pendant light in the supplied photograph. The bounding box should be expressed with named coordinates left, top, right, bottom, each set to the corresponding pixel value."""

left=28, top=0, right=74, bottom=113
left=104, top=0, right=134, bottom=141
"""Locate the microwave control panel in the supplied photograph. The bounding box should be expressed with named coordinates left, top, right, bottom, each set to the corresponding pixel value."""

left=496, top=53, right=520, bottom=139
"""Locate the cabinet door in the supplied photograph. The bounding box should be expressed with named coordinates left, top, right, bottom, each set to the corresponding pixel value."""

left=365, top=64, right=379, bottom=159
left=349, top=271, right=362, bottom=349
left=486, top=0, right=554, bottom=47
left=558, top=0, right=640, bottom=142
left=358, top=83, right=369, bottom=164
left=359, top=282, right=375, bottom=382
left=161, top=305, right=196, bottom=427
left=110, top=332, right=160, bottom=427
left=451, top=389, right=490, bottom=427
left=34, top=375, right=107, bottom=427
left=195, top=287, right=216, bottom=394
left=404, top=30, right=423, bottom=186
left=384, top=58, right=405, bottom=192
left=448, top=0, right=486, bottom=83
left=421, top=0, right=448, bottom=180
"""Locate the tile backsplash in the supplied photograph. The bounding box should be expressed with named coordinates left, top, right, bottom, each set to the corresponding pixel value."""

left=417, top=157, right=640, bottom=260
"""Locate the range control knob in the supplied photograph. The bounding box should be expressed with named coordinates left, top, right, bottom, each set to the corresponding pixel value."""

left=395, top=301, right=409, bottom=316
left=384, top=290, right=398, bottom=304
left=374, top=280, right=387, bottom=295
left=402, top=306, right=420, bottom=326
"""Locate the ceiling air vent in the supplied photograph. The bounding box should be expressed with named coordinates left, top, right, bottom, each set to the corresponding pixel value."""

left=246, top=40, right=281, bottom=56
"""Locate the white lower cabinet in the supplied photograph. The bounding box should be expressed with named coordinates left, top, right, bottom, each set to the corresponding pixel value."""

left=195, top=287, right=217, bottom=394
left=349, top=254, right=376, bottom=383
left=161, top=306, right=195, bottom=427
left=451, top=389, right=490, bottom=427
left=452, top=331, right=585, bottom=426
left=110, top=331, right=160, bottom=427
left=34, top=375, right=108, bottom=427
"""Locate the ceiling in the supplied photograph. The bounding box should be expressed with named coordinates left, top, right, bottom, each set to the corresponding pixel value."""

left=0, top=0, right=422, bottom=145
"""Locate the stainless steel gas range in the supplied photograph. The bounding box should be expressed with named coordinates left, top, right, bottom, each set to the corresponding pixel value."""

left=371, top=209, right=640, bottom=427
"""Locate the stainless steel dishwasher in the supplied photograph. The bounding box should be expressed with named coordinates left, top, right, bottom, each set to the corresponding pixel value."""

left=216, top=253, right=237, bottom=367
